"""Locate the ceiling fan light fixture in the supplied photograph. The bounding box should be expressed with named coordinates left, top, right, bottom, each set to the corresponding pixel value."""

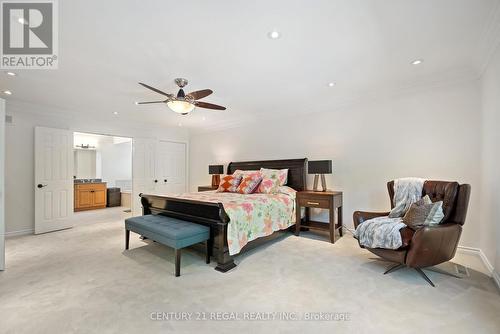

left=268, top=30, right=281, bottom=39
left=167, top=100, right=195, bottom=114
left=138, top=79, right=225, bottom=113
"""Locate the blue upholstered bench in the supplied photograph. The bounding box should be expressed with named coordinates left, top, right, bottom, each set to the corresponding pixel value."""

left=125, top=215, right=210, bottom=276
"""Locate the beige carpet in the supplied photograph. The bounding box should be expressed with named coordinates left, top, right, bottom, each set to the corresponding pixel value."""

left=1, top=210, right=499, bottom=334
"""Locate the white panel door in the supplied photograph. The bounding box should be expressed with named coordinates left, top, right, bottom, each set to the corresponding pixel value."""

left=156, top=141, right=186, bottom=194
left=0, top=99, right=5, bottom=270
left=132, top=138, right=157, bottom=216
left=34, top=127, right=74, bottom=234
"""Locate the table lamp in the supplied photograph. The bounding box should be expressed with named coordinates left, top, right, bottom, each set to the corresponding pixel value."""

left=308, top=160, right=332, bottom=191
left=209, top=165, right=224, bottom=187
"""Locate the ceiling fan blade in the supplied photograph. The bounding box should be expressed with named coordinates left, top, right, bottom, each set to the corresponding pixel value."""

left=136, top=101, right=165, bottom=104
left=195, top=101, right=226, bottom=110
left=138, top=83, right=173, bottom=98
left=187, top=89, right=213, bottom=100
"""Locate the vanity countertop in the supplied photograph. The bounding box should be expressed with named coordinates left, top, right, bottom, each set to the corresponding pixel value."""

left=74, top=180, right=107, bottom=185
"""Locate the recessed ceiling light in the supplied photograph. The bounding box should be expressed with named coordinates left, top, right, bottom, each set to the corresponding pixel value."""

left=411, top=59, right=423, bottom=65
left=113, top=111, right=118, bottom=115
left=6, top=71, right=16, bottom=76
left=328, top=82, right=336, bottom=87
left=3, top=90, right=12, bottom=95
left=268, top=30, right=280, bottom=39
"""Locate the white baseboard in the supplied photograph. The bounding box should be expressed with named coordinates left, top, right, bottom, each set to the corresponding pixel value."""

left=457, top=245, right=495, bottom=273
left=493, top=270, right=500, bottom=291
left=5, top=229, right=33, bottom=237
left=454, top=246, right=500, bottom=291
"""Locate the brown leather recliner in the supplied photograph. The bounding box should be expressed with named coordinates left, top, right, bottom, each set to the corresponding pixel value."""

left=353, top=180, right=471, bottom=287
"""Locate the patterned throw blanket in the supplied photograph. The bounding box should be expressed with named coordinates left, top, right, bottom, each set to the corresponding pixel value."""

left=388, top=177, right=425, bottom=218
left=154, top=187, right=297, bottom=255
left=354, top=178, right=424, bottom=249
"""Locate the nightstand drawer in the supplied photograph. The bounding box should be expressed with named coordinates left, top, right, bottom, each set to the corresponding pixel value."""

left=298, top=197, right=330, bottom=208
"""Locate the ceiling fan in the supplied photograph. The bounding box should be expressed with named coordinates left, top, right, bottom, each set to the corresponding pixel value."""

left=137, top=78, right=226, bottom=115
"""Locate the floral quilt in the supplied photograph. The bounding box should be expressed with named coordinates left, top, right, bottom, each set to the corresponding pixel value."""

left=168, top=187, right=296, bottom=255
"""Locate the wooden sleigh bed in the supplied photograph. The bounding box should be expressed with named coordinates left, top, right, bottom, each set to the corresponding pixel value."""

left=139, top=158, right=307, bottom=272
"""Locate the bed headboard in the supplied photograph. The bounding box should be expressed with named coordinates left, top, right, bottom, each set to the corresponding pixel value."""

left=227, top=158, right=308, bottom=191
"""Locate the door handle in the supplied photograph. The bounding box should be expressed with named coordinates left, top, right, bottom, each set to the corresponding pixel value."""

left=37, top=184, right=48, bottom=188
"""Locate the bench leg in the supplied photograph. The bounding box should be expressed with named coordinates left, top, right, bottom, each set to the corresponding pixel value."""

left=205, top=240, right=210, bottom=264
left=175, top=249, right=181, bottom=277
left=125, top=230, right=130, bottom=250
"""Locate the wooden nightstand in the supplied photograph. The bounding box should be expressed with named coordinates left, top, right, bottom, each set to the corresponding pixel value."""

left=295, top=190, right=343, bottom=243
left=198, top=185, right=218, bottom=192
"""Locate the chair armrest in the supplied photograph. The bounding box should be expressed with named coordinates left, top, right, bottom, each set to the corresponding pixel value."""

left=353, top=211, right=390, bottom=229
left=405, top=223, right=462, bottom=268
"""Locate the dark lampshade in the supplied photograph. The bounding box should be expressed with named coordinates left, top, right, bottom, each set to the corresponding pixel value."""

left=209, top=165, right=224, bottom=175
left=308, top=160, right=332, bottom=174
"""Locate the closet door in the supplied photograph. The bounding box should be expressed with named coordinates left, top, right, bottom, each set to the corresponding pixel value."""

left=156, top=141, right=186, bottom=194
left=132, top=138, right=157, bottom=216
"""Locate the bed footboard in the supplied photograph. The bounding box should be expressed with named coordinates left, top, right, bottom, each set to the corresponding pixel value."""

left=140, top=194, right=236, bottom=272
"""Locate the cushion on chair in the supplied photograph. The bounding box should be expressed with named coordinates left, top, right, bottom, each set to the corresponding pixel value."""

left=422, top=181, right=458, bottom=222
left=403, top=195, right=445, bottom=229
left=125, top=215, right=210, bottom=249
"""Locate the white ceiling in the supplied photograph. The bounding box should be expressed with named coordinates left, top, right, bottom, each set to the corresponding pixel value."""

left=2, top=0, right=500, bottom=132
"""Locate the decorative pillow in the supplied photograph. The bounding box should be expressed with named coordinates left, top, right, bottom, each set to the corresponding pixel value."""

left=236, top=173, right=262, bottom=194
left=257, top=168, right=288, bottom=194
left=260, top=168, right=288, bottom=186
left=232, top=170, right=260, bottom=178
left=403, top=195, right=445, bottom=230
left=216, top=175, right=242, bottom=193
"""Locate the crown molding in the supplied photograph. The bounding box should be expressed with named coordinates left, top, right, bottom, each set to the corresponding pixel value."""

left=5, top=99, right=190, bottom=138
left=5, top=65, right=480, bottom=137
left=190, top=67, right=479, bottom=136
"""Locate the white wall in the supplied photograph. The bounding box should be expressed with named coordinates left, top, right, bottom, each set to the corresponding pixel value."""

left=480, top=44, right=500, bottom=277
left=4, top=104, right=189, bottom=235
left=0, top=98, right=5, bottom=270
left=100, top=141, right=132, bottom=187
left=189, top=81, right=482, bottom=248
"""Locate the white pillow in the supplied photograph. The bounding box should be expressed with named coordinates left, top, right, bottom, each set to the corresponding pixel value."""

left=232, top=169, right=260, bottom=177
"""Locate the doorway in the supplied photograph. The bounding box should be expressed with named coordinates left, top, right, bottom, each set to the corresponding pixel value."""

left=34, top=127, right=187, bottom=234
left=73, top=132, right=133, bottom=214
